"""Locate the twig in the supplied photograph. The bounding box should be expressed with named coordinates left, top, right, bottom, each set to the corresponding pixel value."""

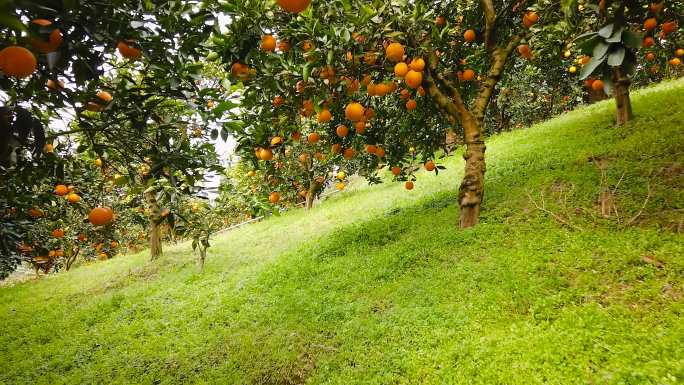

left=527, top=190, right=584, bottom=231
left=624, top=182, right=653, bottom=227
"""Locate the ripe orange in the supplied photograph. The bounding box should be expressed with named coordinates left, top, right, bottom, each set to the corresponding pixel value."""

left=95, top=158, right=103, bottom=167
left=365, top=144, right=377, bottom=154
left=273, top=95, right=284, bottom=107
left=675, top=48, right=684, bottom=58
left=117, top=41, right=142, bottom=59
left=54, top=184, right=68, bottom=196
left=31, top=19, right=52, bottom=27
left=425, top=160, right=435, bottom=171
left=302, top=40, right=314, bottom=52
left=578, top=55, right=591, bottom=65
left=375, top=147, right=385, bottom=158
left=268, top=192, right=280, bottom=203
left=52, top=228, right=65, bottom=238
left=259, top=148, right=274, bottom=161
left=89, top=207, right=114, bottom=226
left=409, top=57, right=425, bottom=72
left=67, top=193, right=81, bottom=203
left=28, top=207, right=44, bottom=218
left=417, top=86, right=426, bottom=97
left=0, top=46, right=37, bottom=78
left=400, top=89, right=410, bottom=99
left=261, top=35, right=276, bottom=52
left=46, top=79, right=65, bottom=91
left=331, top=143, right=341, bottom=154
left=517, top=44, right=533, bottom=59
left=643, top=18, right=657, bottom=31
left=336, top=124, right=349, bottom=137
left=406, top=99, right=417, bottom=111
left=462, top=69, right=476, bottom=81
left=276, top=0, right=311, bottom=13
left=308, top=132, right=320, bottom=143
left=270, top=136, right=283, bottom=146
left=97, top=91, right=113, bottom=102
left=231, top=62, right=249, bottom=79
left=278, top=40, right=290, bottom=52
left=317, top=108, right=332, bottom=123
left=345, top=102, right=365, bottom=121
left=391, top=166, right=401, bottom=176
left=646, top=52, right=656, bottom=62
left=591, top=79, right=604, bottom=92
left=44, top=143, right=54, bottom=153
left=435, top=16, right=446, bottom=27
left=643, top=37, right=655, bottom=48
left=670, top=57, right=682, bottom=66
left=385, top=42, right=405, bottom=62
left=374, top=83, right=390, bottom=96
left=111, top=240, right=119, bottom=248
left=405, top=70, right=423, bottom=88
left=55, top=249, right=64, bottom=257
left=343, top=148, right=354, bottom=159
left=354, top=121, right=366, bottom=134
left=405, top=181, right=414, bottom=190
left=464, top=29, right=476, bottom=42
left=662, top=21, right=677, bottom=34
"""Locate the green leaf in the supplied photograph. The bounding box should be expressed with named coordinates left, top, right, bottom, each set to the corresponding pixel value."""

left=605, top=27, right=624, bottom=43
left=592, top=41, right=610, bottom=59
left=607, top=47, right=626, bottom=66
left=598, top=23, right=614, bottom=38
left=579, top=54, right=607, bottom=80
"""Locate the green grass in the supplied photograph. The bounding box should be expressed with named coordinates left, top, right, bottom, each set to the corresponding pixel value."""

left=1, top=79, right=683, bottom=385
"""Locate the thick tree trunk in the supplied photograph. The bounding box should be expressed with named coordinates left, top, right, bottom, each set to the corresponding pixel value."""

left=145, top=191, right=163, bottom=260
left=458, top=118, right=486, bottom=228
left=305, top=180, right=320, bottom=210
left=612, top=66, right=633, bottom=125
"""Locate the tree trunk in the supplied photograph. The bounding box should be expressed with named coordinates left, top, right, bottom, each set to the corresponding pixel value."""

left=612, top=66, right=633, bottom=125
left=305, top=180, right=320, bottom=210
left=197, top=247, right=206, bottom=271
left=458, top=118, right=486, bottom=228
left=145, top=191, right=163, bottom=260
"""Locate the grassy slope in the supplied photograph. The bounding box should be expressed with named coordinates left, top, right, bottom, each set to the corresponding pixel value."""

left=1, top=80, right=683, bottom=385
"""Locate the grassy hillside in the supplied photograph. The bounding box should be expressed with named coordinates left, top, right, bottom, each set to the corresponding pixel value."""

left=1, top=80, right=683, bottom=385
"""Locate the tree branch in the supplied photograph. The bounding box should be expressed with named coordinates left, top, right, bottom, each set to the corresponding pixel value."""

left=481, top=0, right=498, bottom=50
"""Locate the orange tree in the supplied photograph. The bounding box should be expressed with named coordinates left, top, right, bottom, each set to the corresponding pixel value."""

left=1, top=0, right=222, bottom=273
left=558, top=0, right=683, bottom=125
left=209, top=0, right=569, bottom=228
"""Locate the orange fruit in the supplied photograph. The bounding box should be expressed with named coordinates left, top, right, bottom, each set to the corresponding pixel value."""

left=52, top=228, right=65, bottom=238
left=345, top=102, right=365, bottom=121
left=276, top=0, right=311, bottom=13
left=308, top=132, right=320, bottom=143
left=643, top=18, right=657, bottom=31
left=343, top=148, right=355, bottom=159
left=278, top=40, right=290, bottom=52
left=96, top=91, right=113, bottom=102
left=662, top=21, right=677, bottom=34
left=31, top=19, right=52, bottom=27
left=364, top=51, right=377, bottom=65
left=365, top=144, right=377, bottom=154
left=46, top=79, right=64, bottom=91
left=462, top=69, right=476, bottom=81
left=354, top=121, right=366, bottom=134
left=259, top=148, right=274, bottom=161
left=261, top=35, right=276, bottom=52
left=268, top=192, right=280, bottom=203
left=85, top=102, right=103, bottom=112
left=44, top=143, right=54, bottom=153
left=270, top=136, right=283, bottom=146
left=385, top=42, right=405, bottom=62
left=28, top=207, right=44, bottom=218
left=273, top=95, right=284, bottom=107
left=425, top=160, right=435, bottom=171
left=111, top=240, right=119, bottom=248
left=336, top=124, right=349, bottom=137
left=406, top=99, right=417, bottom=110
left=0, top=46, right=37, bottom=78
left=331, top=143, right=341, bottom=154
left=578, top=55, right=591, bottom=65
left=435, top=16, right=446, bottom=27
left=400, top=89, right=410, bottom=99
left=67, top=193, right=81, bottom=203
left=54, top=184, right=68, bottom=196
left=375, top=147, right=385, bottom=158
left=591, top=79, right=604, bottom=91
left=231, top=62, right=249, bottom=79
left=391, top=166, right=401, bottom=176
left=517, top=44, right=533, bottom=59
left=405, top=70, right=423, bottom=88
left=302, top=40, right=314, bottom=52
left=409, top=57, right=425, bottom=71
left=405, top=181, right=414, bottom=190
left=336, top=182, right=345, bottom=191
left=95, top=158, right=103, bottom=167
left=117, top=40, right=142, bottom=60
left=55, top=249, right=64, bottom=257
left=675, top=48, right=684, bottom=58
left=464, top=29, right=476, bottom=42
left=89, top=207, right=114, bottom=226
left=417, top=86, right=426, bottom=97
left=670, top=57, right=682, bottom=66
left=643, top=37, right=655, bottom=48
left=317, top=108, right=332, bottom=123
left=645, top=52, right=656, bottom=62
